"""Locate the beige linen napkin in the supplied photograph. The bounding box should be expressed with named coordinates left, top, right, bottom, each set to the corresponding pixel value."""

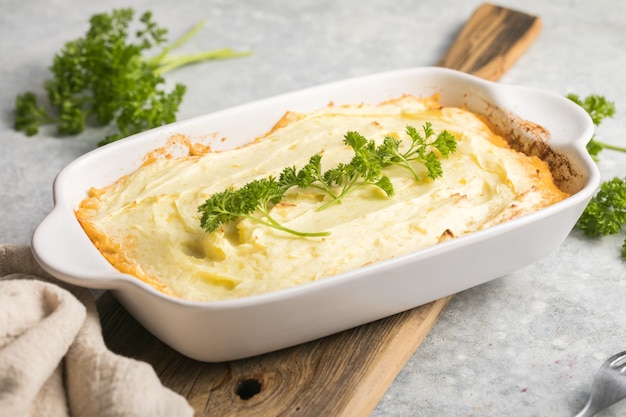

left=0, top=244, right=194, bottom=417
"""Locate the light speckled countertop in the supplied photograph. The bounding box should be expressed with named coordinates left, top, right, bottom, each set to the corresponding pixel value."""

left=1, top=0, right=625, bottom=415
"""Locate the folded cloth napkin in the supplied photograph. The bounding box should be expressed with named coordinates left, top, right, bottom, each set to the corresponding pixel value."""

left=0, top=244, right=194, bottom=417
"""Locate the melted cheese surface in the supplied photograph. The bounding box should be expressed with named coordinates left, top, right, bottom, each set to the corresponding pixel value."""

left=76, top=95, right=569, bottom=301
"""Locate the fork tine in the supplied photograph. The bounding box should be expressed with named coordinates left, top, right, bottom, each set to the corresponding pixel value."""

left=609, top=351, right=626, bottom=368
left=574, top=351, right=626, bottom=417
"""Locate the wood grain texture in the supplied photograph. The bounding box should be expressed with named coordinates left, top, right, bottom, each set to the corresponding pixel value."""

left=98, top=292, right=453, bottom=416
left=96, top=3, right=542, bottom=416
left=438, top=3, right=542, bottom=81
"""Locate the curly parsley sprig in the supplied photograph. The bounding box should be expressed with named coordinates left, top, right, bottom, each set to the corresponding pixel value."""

left=576, top=178, right=626, bottom=238
left=198, top=124, right=457, bottom=237
left=198, top=177, right=329, bottom=238
left=14, top=8, right=250, bottom=146
left=308, top=130, right=395, bottom=210
left=378, top=123, right=457, bottom=181
left=569, top=94, right=626, bottom=259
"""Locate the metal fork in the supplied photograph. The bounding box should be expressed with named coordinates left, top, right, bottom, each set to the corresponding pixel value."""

left=575, top=351, right=626, bottom=417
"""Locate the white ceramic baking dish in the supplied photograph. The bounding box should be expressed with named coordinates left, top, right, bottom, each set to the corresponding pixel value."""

left=32, top=67, right=599, bottom=362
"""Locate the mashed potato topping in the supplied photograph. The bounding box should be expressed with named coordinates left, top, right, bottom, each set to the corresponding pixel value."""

left=76, top=95, right=569, bottom=301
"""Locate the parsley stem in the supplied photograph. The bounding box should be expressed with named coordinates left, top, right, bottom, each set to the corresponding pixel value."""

left=244, top=213, right=330, bottom=238
left=149, top=18, right=206, bottom=66
left=150, top=18, right=251, bottom=75
left=156, top=49, right=251, bottom=74
left=391, top=153, right=420, bottom=181
left=163, top=19, right=206, bottom=55
left=316, top=178, right=368, bottom=211
left=308, top=183, right=339, bottom=201
left=594, top=140, right=626, bottom=154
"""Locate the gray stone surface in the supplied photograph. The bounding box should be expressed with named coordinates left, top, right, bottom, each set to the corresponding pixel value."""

left=1, top=0, right=625, bottom=415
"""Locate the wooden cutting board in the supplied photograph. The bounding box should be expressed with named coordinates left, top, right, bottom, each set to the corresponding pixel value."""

left=97, top=4, right=541, bottom=416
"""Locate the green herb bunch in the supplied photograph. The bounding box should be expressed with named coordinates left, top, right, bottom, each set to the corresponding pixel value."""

left=14, top=8, right=249, bottom=146
left=198, top=123, right=457, bottom=237
left=569, top=94, right=626, bottom=258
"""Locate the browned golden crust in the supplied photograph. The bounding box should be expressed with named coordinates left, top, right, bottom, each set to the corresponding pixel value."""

left=76, top=208, right=175, bottom=295
left=478, top=102, right=584, bottom=194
